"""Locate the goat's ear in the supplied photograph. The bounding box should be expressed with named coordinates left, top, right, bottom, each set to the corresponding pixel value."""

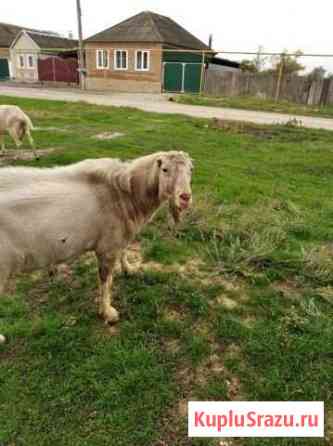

left=157, top=158, right=162, bottom=168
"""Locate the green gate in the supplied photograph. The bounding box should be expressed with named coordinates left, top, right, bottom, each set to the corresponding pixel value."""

left=164, top=63, right=183, bottom=92
left=164, top=62, right=202, bottom=93
left=0, top=59, right=9, bottom=81
left=184, top=63, right=202, bottom=93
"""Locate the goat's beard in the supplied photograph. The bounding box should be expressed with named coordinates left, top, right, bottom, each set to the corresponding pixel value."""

left=168, top=200, right=183, bottom=225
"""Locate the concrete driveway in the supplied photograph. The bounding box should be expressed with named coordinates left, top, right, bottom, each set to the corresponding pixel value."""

left=1, top=85, right=333, bottom=131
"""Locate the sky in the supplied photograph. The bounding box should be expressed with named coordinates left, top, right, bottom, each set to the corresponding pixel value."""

left=2, top=0, right=333, bottom=73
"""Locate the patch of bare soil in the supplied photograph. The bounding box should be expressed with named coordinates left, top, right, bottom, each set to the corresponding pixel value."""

left=210, top=118, right=277, bottom=139
left=94, top=132, right=125, bottom=140
left=0, top=148, right=56, bottom=165
left=210, top=118, right=305, bottom=141
left=34, top=126, right=68, bottom=132
left=164, top=338, right=181, bottom=354
left=214, top=295, right=239, bottom=310
left=273, top=280, right=302, bottom=300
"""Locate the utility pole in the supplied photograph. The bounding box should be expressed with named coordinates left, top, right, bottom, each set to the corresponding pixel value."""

left=76, top=0, right=85, bottom=89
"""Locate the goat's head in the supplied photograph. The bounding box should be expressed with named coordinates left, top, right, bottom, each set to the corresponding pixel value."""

left=155, top=151, right=193, bottom=223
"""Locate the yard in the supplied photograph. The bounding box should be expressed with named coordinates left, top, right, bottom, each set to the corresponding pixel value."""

left=175, top=94, right=333, bottom=119
left=0, top=96, right=332, bottom=446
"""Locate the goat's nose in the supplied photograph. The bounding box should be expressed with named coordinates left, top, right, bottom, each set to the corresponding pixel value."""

left=180, top=193, right=191, bottom=202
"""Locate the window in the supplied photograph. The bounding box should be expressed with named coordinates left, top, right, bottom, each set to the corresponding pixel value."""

left=18, top=55, right=25, bottom=68
left=114, top=50, right=128, bottom=70
left=96, top=49, right=109, bottom=69
left=135, top=50, right=150, bottom=71
left=27, top=54, right=34, bottom=69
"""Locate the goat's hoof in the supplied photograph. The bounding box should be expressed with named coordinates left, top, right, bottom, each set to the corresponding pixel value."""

left=103, top=307, right=120, bottom=325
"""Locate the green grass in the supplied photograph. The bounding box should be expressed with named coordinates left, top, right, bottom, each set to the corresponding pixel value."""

left=0, top=95, right=332, bottom=446
left=175, top=94, right=333, bottom=119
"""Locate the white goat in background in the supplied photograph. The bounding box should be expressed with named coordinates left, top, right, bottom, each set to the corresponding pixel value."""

left=0, top=105, right=38, bottom=159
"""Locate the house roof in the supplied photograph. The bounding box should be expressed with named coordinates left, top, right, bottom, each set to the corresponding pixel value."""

left=10, top=30, right=78, bottom=51
left=211, top=57, right=240, bottom=69
left=0, top=22, right=77, bottom=50
left=24, top=31, right=78, bottom=50
left=0, top=22, right=38, bottom=48
left=86, top=11, right=210, bottom=50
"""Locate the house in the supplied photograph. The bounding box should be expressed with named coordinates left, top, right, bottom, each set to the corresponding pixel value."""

left=0, top=22, right=39, bottom=80
left=85, top=11, right=213, bottom=93
left=10, top=30, right=78, bottom=84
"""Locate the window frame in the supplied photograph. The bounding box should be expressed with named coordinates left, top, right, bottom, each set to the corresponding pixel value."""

left=26, top=54, right=35, bottom=69
left=96, top=49, right=109, bottom=70
left=135, top=50, right=150, bottom=71
left=114, top=49, right=128, bottom=71
left=18, top=54, right=25, bottom=69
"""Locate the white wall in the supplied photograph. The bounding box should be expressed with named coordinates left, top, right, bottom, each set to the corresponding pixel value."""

left=11, top=32, right=40, bottom=81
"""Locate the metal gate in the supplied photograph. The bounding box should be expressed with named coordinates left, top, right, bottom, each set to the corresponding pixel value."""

left=184, top=64, right=202, bottom=93
left=38, top=56, right=79, bottom=84
left=164, top=62, right=202, bottom=93
left=0, top=59, right=9, bottom=80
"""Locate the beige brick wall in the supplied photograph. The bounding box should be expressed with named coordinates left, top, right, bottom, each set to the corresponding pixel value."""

left=85, top=42, right=162, bottom=92
left=86, top=77, right=161, bottom=93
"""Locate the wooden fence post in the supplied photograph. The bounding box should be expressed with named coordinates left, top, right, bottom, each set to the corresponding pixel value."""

left=275, top=54, right=284, bottom=102
left=199, top=51, right=205, bottom=95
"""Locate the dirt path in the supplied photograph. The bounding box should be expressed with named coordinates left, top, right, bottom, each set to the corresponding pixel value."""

left=1, top=85, right=333, bottom=130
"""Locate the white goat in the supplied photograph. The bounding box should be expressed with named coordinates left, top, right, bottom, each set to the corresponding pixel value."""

left=0, top=105, right=38, bottom=159
left=0, top=152, right=193, bottom=335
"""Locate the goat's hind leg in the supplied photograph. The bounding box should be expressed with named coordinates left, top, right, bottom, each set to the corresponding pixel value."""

left=96, top=252, right=119, bottom=325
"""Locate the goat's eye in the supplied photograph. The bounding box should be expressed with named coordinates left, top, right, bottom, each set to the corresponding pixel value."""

left=162, top=168, right=168, bottom=173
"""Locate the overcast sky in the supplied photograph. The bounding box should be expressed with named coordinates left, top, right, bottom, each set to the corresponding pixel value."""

left=2, top=0, right=333, bottom=72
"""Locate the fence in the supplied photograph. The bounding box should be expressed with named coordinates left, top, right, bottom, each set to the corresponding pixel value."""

left=8, top=47, right=333, bottom=104
left=38, top=56, right=79, bottom=84
left=204, top=68, right=333, bottom=106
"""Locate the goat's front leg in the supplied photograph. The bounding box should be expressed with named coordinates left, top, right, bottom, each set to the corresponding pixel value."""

left=97, top=253, right=119, bottom=325
left=26, top=129, right=39, bottom=160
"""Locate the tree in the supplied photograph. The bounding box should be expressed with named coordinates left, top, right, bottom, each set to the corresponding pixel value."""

left=254, top=45, right=268, bottom=71
left=307, top=66, right=326, bottom=81
left=240, top=46, right=267, bottom=73
left=240, top=59, right=258, bottom=73
left=272, top=50, right=305, bottom=75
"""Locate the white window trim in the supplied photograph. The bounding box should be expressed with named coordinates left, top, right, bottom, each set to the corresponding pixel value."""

left=26, top=54, right=35, bottom=69
left=18, top=54, right=25, bottom=69
left=96, top=49, right=109, bottom=70
left=114, top=49, right=128, bottom=71
left=135, top=50, right=150, bottom=71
